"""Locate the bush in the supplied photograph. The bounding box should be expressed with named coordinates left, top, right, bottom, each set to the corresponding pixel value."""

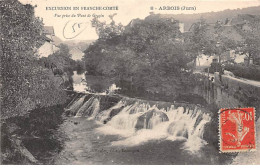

left=224, top=64, right=260, bottom=81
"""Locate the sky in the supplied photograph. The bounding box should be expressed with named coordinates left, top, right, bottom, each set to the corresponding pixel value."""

left=19, top=0, right=260, bottom=41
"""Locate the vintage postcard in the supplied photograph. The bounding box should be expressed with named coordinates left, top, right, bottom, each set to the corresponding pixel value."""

left=0, top=0, right=260, bottom=165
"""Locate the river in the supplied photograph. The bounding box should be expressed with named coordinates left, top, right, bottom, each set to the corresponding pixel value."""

left=49, top=71, right=236, bottom=164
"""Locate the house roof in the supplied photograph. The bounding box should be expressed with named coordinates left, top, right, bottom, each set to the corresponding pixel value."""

left=43, top=26, right=55, bottom=35
left=51, top=36, right=62, bottom=45
left=42, top=26, right=62, bottom=45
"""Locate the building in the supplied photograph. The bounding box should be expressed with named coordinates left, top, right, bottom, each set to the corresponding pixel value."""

left=37, top=26, right=61, bottom=58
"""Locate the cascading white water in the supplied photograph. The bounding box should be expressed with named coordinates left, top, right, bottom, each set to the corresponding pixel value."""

left=75, top=97, right=100, bottom=118
left=96, top=99, right=211, bottom=151
left=108, top=104, right=140, bottom=130
left=182, top=113, right=211, bottom=152
left=75, top=97, right=95, bottom=117
left=165, top=106, right=210, bottom=148
left=95, top=100, right=125, bottom=122
left=67, top=95, right=211, bottom=151
left=89, top=98, right=100, bottom=118
left=147, top=111, right=166, bottom=129
left=65, top=95, right=86, bottom=115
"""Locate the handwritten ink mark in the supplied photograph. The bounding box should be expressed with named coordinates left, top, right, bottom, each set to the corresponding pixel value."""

left=63, top=20, right=89, bottom=39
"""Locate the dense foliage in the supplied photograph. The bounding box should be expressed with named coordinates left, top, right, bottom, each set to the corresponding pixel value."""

left=206, top=61, right=260, bottom=81
left=0, top=0, right=67, bottom=118
left=224, top=64, right=260, bottom=81
left=38, top=44, right=76, bottom=74
left=236, top=16, right=260, bottom=65
left=84, top=13, right=260, bottom=96
left=84, top=16, right=196, bottom=96
left=37, top=43, right=86, bottom=89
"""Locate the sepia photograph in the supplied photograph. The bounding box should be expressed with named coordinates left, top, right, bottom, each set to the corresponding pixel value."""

left=0, top=0, right=260, bottom=165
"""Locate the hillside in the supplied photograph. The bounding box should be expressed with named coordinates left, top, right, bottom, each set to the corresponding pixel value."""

left=157, top=5, right=260, bottom=31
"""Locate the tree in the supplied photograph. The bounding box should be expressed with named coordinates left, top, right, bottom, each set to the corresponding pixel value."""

left=58, top=43, right=72, bottom=59
left=185, top=18, right=239, bottom=70
left=184, top=18, right=212, bottom=69
left=236, top=16, right=260, bottom=65
left=47, top=43, right=73, bottom=72
left=91, top=13, right=124, bottom=40
left=1, top=0, right=67, bottom=118
left=84, top=14, right=193, bottom=96
left=239, top=37, right=260, bottom=65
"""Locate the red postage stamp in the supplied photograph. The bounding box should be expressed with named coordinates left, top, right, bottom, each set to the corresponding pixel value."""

left=219, top=107, right=256, bottom=152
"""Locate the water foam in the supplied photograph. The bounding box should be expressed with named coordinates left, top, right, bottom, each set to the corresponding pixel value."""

left=67, top=95, right=211, bottom=152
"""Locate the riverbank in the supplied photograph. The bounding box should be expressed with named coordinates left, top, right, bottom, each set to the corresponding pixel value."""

left=0, top=91, right=76, bottom=164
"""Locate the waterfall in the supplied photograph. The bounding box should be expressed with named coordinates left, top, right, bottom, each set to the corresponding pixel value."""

left=75, top=97, right=95, bottom=117
left=108, top=104, right=140, bottom=130
left=97, top=99, right=211, bottom=150
left=66, top=94, right=211, bottom=151
left=182, top=113, right=211, bottom=152
left=95, top=100, right=125, bottom=122
left=65, top=95, right=86, bottom=115
left=147, top=110, right=166, bottom=129
left=166, top=107, right=211, bottom=141
left=75, top=97, right=100, bottom=118
left=90, top=98, right=100, bottom=118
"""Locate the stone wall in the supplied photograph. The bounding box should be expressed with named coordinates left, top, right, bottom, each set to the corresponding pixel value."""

left=194, top=72, right=260, bottom=119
